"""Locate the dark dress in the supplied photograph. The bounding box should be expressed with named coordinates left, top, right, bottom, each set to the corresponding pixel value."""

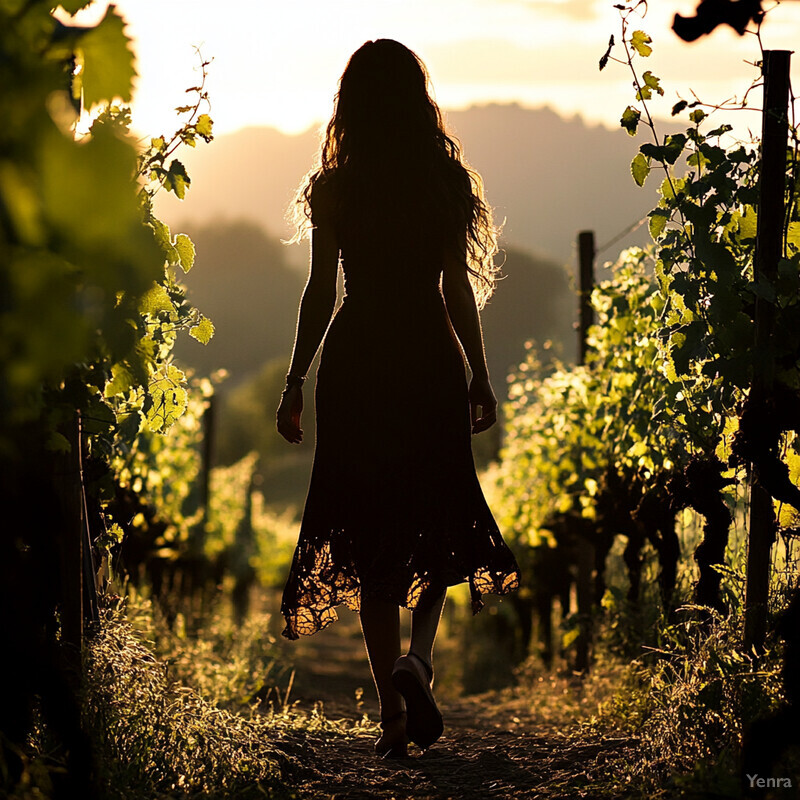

left=280, top=171, right=520, bottom=640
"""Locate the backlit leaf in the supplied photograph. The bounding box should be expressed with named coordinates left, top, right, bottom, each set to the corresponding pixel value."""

left=637, top=70, right=663, bottom=100
left=174, top=233, right=195, bottom=272
left=77, top=6, right=136, bottom=109
left=189, top=316, right=215, bottom=345
left=649, top=209, right=669, bottom=239
left=195, top=114, right=214, bottom=139
left=631, top=153, right=651, bottom=187
left=139, top=283, right=177, bottom=317
left=621, top=106, right=641, bottom=136
left=630, top=30, right=652, bottom=57
left=104, top=362, right=134, bottom=397
left=164, top=159, right=190, bottom=199
left=147, top=365, right=188, bottom=432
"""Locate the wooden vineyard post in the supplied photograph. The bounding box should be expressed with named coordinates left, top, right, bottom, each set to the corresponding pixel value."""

left=744, top=50, right=791, bottom=651
left=194, top=394, right=215, bottom=556
left=575, top=230, right=596, bottom=672
left=54, top=412, right=85, bottom=650
left=186, top=396, right=214, bottom=561
left=577, top=231, right=596, bottom=365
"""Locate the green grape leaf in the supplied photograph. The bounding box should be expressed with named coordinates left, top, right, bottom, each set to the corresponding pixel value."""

left=139, top=283, right=177, bottom=317
left=77, top=6, right=136, bottom=109
left=659, top=176, right=686, bottom=203
left=687, top=150, right=710, bottom=169
left=147, top=365, right=188, bottom=432
left=637, top=71, right=663, bottom=101
left=83, top=395, right=117, bottom=434
left=174, top=233, right=195, bottom=272
left=117, top=409, right=143, bottom=443
left=663, top=133, right=687, bottom=164
left=104, top=362, right=134, bottom=398
left=631, top=153, right=651, bottom=187
left=689, top=108, right=706, bottom=124
left=707, top=124, right=733, bottom=137
left=189, top=316, right=215, bottom=345
left=738, top=206, right=758, bottom=241
left=150, top=217, right=180, bottom=264
left=643, top=71, right=663, bottom=94
left=621, top=106, right=641, bottom=136
left=195, top=113, right=214, bottom=140
left=630, top=30, right=652, bottom=57
left=649, top=208, right=670, bottom=239
left=640, top=134, right=686, bottom=166
left=164, top=159, right=191, bottom=199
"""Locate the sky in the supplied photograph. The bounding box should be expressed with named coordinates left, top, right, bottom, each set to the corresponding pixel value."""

left=64, top=0, right=800, bottom=140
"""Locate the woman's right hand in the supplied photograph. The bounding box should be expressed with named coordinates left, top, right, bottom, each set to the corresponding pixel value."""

left=468, top=373, right=497, bottom=434
left=277, top=384, right=304, bottom=444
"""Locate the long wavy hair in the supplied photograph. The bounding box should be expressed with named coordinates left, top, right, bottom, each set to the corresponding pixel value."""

left=289, top=39, right=500, bottom=307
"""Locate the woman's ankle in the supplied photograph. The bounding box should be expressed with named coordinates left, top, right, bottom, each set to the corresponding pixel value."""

left=406, top=650, right=434, bottom=681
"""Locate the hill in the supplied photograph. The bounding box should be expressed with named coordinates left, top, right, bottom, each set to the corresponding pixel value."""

left=155, top=103, right=657, bottom=267
left=174, top=219, right=576, bottom=388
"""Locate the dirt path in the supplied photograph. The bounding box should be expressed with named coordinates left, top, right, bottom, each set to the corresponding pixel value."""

left=265, top=606, right=640, bottom=800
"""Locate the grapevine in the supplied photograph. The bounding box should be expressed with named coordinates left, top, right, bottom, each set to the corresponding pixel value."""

left=495, top=0, right=800, bottom=664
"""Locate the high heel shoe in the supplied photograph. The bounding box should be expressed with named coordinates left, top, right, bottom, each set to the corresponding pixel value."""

left=375, top=709, right=409, bottom=759
left=391, top=653, right=443, bottom=751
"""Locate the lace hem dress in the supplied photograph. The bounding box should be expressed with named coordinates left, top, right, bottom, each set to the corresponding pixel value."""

left=280, top=176, right=520, bottom=639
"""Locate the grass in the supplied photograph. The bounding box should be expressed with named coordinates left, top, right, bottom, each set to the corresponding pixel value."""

left=78, top=594, right=376, bottom=800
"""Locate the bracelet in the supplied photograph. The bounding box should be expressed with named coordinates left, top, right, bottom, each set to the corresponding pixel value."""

left=285, top=372, right=306, bottom=389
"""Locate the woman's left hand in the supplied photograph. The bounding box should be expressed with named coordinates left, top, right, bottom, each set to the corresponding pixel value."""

left=468, top=374, right=497, bottom=434
left=277, top=384, right=304, bottom=444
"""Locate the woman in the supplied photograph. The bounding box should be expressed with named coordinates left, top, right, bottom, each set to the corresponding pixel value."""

left=276, top=39, right=520, bottom=759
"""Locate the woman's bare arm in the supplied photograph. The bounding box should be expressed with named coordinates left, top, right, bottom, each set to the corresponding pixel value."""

left=276, top=221, right=338, bottom=444
left=442, top=251, right=489, bottom=380
left=441, top=250, right=497, bottom=433
left=287, top=224, right=339, bottom=378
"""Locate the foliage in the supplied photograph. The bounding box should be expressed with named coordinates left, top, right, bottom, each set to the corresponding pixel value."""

left=488, top=1, right=800, bottom=791
left=206, top=451, right=296, bottom=588
left=0, top=5, right=223, bottom=794
left=495, top=0, right=800, bottom=627
left=0, top=1, right=218, bottom=589
left=640, top=610, right=783, bottom=774
left=107, top=375, right=213, bottom=578
left=77, top=599, right=381, bottom=800
left=82, top=602, right=288, bottom=800
left=125, top=594, right=289, bottom=711
left=0, top=2, right=215, bottom=466
left=494, top=248, right=671, bottom=549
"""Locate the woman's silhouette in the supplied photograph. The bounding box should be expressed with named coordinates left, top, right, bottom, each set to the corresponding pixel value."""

left=277, top=39, right=520, bottom=758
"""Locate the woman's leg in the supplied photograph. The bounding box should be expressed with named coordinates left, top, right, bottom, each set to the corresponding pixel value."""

left=359, top=596, right=404, bottom=717
left=409, top=590, right=446, bottom=673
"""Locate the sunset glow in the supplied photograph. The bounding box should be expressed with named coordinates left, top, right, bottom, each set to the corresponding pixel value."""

left=64, top=0, right=800, bottom=139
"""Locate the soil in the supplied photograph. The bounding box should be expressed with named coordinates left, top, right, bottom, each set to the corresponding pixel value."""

left=265, top=605, right=641, bottom=800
